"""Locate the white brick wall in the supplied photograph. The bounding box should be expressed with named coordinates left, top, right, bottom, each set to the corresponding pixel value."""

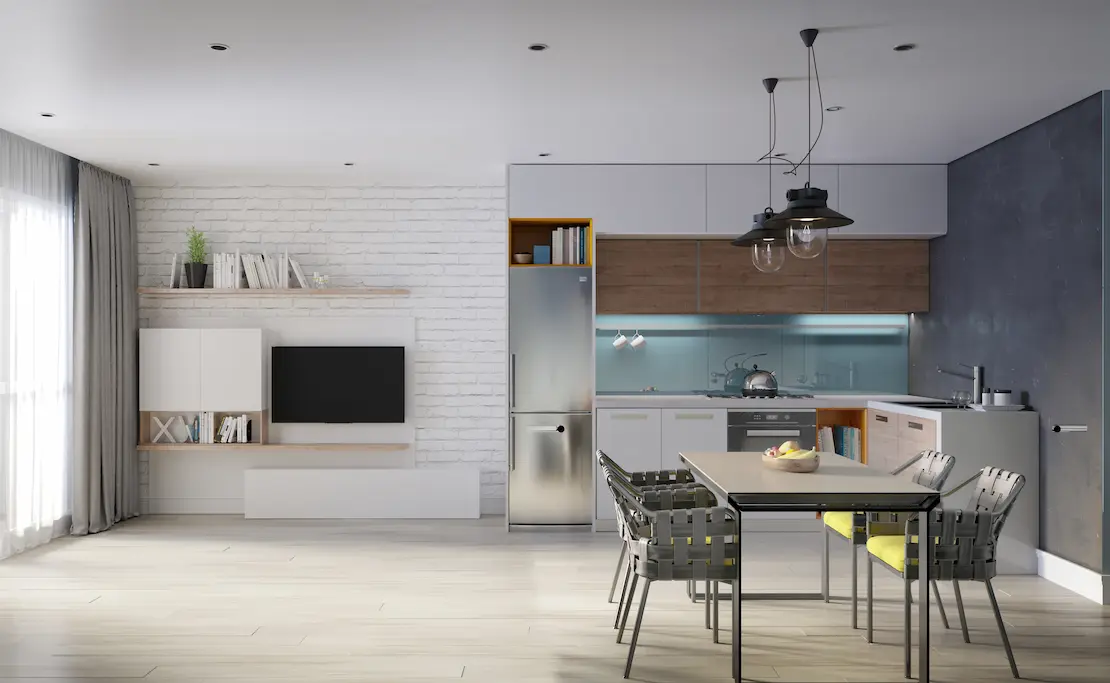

left=135, top=179, right=508, bottom=514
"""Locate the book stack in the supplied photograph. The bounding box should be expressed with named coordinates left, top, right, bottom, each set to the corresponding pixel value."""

left=831, top=425, right=862, bottom=462
left=551, top=226, right=587, bottom=265
left=195, top=412, right=253, bottom=444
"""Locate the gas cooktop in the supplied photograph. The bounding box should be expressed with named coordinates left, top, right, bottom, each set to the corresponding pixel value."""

left=704, top=391, right=815, bottom=399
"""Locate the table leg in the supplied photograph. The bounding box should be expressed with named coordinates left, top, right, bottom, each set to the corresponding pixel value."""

left=733, top=510, right=741, bottom=682
left=918, top=510, right=932, bottom=683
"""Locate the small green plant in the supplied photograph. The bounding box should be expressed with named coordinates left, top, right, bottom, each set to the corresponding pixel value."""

left=186, top=227, right=207, bottom=264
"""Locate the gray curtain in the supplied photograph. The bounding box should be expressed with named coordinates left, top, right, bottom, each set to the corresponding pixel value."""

left=72, top=162, right=138, bottom=535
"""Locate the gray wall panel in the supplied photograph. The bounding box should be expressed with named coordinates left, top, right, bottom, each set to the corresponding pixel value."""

left=909, top=93, right=1105, bottom=571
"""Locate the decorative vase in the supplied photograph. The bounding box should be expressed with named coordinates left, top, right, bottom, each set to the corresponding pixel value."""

left=185, top=262, right=208, bottom=288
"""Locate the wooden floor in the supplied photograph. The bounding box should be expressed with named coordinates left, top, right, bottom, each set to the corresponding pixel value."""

left=0, top=516, right=1107, bottom=682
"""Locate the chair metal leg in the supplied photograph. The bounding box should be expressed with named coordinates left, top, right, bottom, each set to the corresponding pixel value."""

left=851, top=544, right=859, bottom=629
left=866, top=555, right=874, bottom=644
left=713, top=580, right=720, bottom=644
left=985, top=579, right=1020, bottom=679
left=614, top=565, right=631, bottom=629
left=931, top=580, right=950, bottom=629
left=953, top=579, right=970, bottom=643
left=608, top=544, right=627, bottom=603
left=822, top=528, right=830, bottom=603
left=617, top=573, right=638, bottom=642
left=623, top=579, right=652, bottom=679
left=904, top=578, right=912, bottom=680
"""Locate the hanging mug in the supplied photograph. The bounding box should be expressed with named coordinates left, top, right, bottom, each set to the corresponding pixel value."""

left=630, top=331, right=646, bottom=349
left=612, top=331, right=628, bottom=350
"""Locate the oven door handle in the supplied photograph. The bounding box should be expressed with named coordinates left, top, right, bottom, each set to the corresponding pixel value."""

left=739, top=429, right=803, bottom=438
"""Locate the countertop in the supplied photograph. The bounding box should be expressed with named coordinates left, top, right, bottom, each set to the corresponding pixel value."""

left=594, top=393, right=939, bottom=410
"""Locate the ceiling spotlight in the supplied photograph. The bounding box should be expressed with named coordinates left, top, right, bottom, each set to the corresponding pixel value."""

left=209, top=43, right=229, bottom=51
left=826, top=105, right=844, bottom=112
left=538, top=153, right=551, bottom=157
left=148, top=163, right=160, bottom=167
left=772, top=152, right=788, bottom=157
left=528, top=43, right=548, bottom=51
left=893, top=43, right=917, bottom=52
left=39, top=112, right=55, bottom=118
left=344, top=162, right=355, bottom=166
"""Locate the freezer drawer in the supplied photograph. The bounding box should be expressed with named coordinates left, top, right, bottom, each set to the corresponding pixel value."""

left=509, top=413, right=593, bottom=525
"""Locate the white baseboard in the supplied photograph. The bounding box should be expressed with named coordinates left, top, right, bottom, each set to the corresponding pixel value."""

left=1036, top=549, right=1109, bottom=605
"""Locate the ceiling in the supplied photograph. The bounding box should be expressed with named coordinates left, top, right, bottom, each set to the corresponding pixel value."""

left=2, top=0, right=1108, bottom=180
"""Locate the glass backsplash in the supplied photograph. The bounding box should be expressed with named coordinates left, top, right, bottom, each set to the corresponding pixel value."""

left=596, top=314, right=909, bottom=395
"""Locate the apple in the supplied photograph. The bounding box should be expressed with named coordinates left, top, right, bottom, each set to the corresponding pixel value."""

left=779, top=440, right=801, bottom=454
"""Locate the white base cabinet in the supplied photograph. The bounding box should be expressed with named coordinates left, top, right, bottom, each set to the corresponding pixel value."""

left=595, top=409, right=662, bottom=520
left=660, top=409, right=727, bottom=470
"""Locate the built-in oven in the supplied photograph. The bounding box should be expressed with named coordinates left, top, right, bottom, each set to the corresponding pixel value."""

left=727, top=410, right=817, bottom=453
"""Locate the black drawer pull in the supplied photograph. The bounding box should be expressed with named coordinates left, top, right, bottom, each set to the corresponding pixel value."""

left=875, top=415, right=888, bottom=423
left=908, top=421, right=924, bottom=430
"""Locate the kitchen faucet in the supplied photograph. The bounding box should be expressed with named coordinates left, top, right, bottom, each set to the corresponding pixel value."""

left=937, top=363, right=983, bottom=402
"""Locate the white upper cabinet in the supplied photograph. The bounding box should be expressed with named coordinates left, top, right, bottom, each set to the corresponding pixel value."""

left=140, top=329, right=201, bottom=411
left=706, top=164, right=839, bottom=236
left=200, top=329, right=264, bottom=412
left=835, top=165, right=947, bottom=238
left=509, top=165, right=707, bottom=235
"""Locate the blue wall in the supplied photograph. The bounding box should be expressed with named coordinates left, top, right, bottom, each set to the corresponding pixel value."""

left=910, top=92, right=1106, bottom=572
left=597, top=314, right=909, bottom=394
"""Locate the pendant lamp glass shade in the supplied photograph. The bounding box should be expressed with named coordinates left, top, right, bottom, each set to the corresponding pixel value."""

left=764, top=186, right=853, bottom=231
left=752, top=240, right=787, bottom=272
left=786, top=223, right=827, bottom=259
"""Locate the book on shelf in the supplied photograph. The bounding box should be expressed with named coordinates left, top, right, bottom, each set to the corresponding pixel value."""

left=169, top=254, right=178, bottom=288
left=289, top=257, right=309, bottom=289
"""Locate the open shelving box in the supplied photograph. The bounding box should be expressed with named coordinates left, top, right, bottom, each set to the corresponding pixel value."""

left=509, top=218, right=593, bottom=267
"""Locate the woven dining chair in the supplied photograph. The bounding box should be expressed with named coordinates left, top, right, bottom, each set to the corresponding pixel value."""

left=821, top=449, right=956, bottom=628
left=597, top=451, right=718, bottom=628
left=866, top=466, right=1025, bottom=679
left=607, top=473, right=739, bottom=679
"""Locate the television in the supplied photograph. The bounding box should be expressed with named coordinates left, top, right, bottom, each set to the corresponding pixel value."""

left=271, top=346, right=405, bottom=423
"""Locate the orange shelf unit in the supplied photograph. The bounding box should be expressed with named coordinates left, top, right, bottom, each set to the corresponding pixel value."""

left=509, top=218, right=593, bottom=268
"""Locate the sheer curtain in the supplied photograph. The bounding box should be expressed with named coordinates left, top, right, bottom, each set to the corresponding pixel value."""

left=0, top=130, right=75, bottom=559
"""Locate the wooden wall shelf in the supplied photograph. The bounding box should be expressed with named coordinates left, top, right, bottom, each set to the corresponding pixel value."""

left=137, top=442, right=411, bottom=452
left=138, top=287, right=409, bottom=298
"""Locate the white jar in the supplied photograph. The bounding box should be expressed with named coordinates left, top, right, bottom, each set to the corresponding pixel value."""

left=992, top=390, right=1012, bottom=406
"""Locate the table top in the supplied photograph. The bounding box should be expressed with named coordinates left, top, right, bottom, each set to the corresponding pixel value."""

left=679, top=451, right=940, bottom=512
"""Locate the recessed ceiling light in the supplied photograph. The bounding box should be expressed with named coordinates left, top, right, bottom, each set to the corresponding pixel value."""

left=538, top=153, right=551, bottom=157
left=209, top=43, right=229, bottom=51
left=148, top=163, right=160, bottom=167
left=825, top=105, right=844, bottom=112
left=528, top=43, right=548, bottom=52
left=39, top=112, right=55, bottom=118
left=344, top=162, right=355, bottom=166
left=773, top=152, right=788, bottom=157
left=893, top=43, right=917, bottom=52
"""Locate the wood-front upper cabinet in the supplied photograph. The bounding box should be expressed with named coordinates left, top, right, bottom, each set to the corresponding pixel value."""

left=699, top=241, right=825, bottom=313
left=826, top=240, right=929, bottom=312
left=595, top=239, right=698, bottom=314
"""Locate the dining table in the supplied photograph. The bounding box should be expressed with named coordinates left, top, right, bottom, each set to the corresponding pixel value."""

left=678, top=450, right=941, bottom=683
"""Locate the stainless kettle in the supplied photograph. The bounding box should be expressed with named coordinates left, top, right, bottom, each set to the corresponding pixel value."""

left=742, top=365, right=779, bottom=397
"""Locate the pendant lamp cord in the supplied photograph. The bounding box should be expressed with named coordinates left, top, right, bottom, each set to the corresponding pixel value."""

left=790, top=42, right=826, bottom=179
left=757, top=89, right=796, bottom=170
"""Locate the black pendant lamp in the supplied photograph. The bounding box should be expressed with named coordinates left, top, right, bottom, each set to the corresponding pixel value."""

left=765, top=29, right=854, bottom=233
left=732, top=78, right=788, bottom=273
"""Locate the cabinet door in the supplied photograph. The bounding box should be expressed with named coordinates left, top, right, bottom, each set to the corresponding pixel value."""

left=827, top=241, right=929, bottom=312
left=707, top=164, right=839, bottom=236
left=596, top=240, right=697, bottom=314
left=509, top=165, right=707, bottom=235
left=898, top=413, right=938, bottom=450
left=199, top=329, right=264, bottom=411
left=595, top=409, right=663, bottom=520
left=866, top=432, right=898, bottom=472
left=835, top=165, right=946, bottom=238
left=660, top=409, right=727, bottom=471
left=699, top=240, right=825, bottom=313
left=139, top=329, right=201, bottom=411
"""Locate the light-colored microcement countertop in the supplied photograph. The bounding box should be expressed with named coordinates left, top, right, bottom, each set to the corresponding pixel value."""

left=594, top=393, right=941, bottom=410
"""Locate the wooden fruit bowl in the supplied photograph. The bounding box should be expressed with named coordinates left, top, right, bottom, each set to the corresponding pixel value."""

left=762, top=452, right=821, bottom=473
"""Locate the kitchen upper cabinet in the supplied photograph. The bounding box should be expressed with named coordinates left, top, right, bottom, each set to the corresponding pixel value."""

left=509, top=165, right=707, bottom=235
left=706, top=165, right=839, bottom=236
left=660, top=409, right=727, bottom=471
left=827, top=240, right=929, bottom=312
left=595, top=239, right=697, bottom=314
left=699, top=241, right=825, bottom=313
left=835, top=165, right=947, bottom=238
left=595, top=409, right=663, bottom=520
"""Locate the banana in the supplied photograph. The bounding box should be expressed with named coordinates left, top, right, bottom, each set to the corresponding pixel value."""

left=778, top=449, right=817, bottom=460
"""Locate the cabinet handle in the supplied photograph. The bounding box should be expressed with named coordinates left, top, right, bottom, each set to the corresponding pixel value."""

left=908, top=421, right=924, bottom=431
left=675, top=413, right=715, bottom=420
left=612, top=413, right=649, bottom=421
left=875, top=415, right=889, bottom=423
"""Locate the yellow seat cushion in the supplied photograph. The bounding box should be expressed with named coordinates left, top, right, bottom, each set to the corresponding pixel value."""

left=823, top=511, right=857, bottom=538
left=867, top=535, right=938, bottom=574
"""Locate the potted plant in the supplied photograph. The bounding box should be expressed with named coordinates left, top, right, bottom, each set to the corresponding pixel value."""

left=184, top=227, right=208, bottom=288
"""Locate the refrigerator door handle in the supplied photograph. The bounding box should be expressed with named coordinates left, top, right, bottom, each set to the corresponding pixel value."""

left=529, top=425, right=565, bottom=433
left=509, top=417, right=515, bottom=472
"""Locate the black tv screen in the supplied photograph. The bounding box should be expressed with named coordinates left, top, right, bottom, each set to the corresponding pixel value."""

left=272, top=346, right=405, bottom=423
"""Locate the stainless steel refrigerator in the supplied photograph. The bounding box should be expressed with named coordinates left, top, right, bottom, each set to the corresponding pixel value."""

left=508, top=267, right=594, bottom=526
